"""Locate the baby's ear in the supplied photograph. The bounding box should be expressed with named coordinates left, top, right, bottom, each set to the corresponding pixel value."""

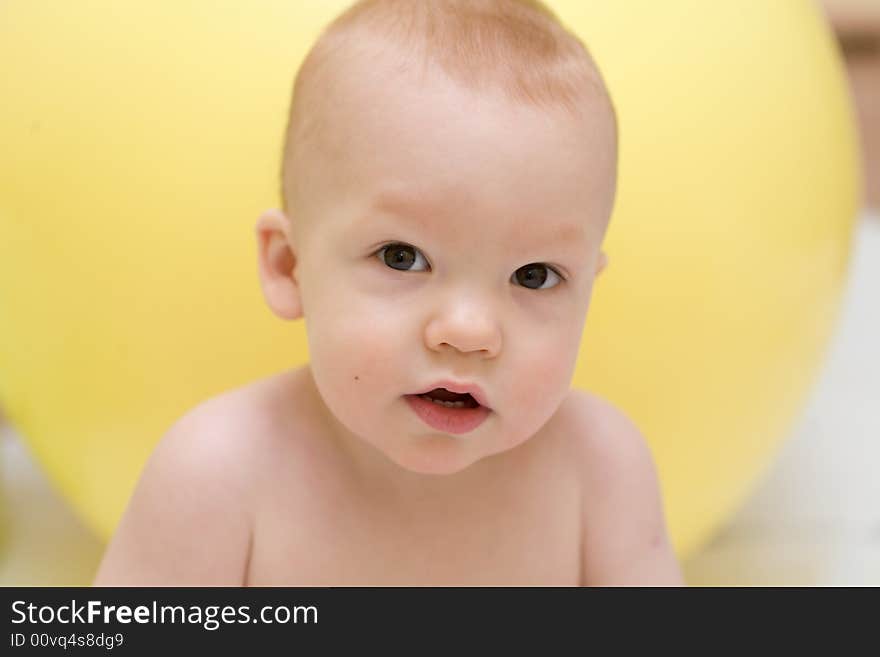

left=595, top=251, right=609, bottom=277
left=255, top=208, right=303, bottom=320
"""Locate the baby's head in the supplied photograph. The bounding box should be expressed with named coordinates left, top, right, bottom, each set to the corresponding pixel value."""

left=257, top=0, right=618, bottom=477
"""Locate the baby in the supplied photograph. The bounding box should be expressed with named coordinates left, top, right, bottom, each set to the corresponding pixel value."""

left=94, top=0, right=684, bottom=586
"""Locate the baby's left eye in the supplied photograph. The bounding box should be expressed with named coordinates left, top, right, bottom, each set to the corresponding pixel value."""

left=376, top=243, right=430, bottom=272
left=511, top=264, right=563, bottom=290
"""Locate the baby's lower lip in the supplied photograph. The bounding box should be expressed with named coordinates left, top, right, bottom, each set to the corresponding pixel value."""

left=404, top=394, right=491, bottom=435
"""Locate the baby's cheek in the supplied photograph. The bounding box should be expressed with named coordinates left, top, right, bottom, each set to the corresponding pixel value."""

left=507, top=335, right=578, bottom=427
left=313, top=302, right=403, bottom=383
left=306, top=313, right=397, bottom=434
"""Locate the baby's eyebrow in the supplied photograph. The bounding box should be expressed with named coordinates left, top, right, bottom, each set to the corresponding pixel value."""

left=370, top=190, right=439, bottom=221
left=368, top=190, right=587, bottom=251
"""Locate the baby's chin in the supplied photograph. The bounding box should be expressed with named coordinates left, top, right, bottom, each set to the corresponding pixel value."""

left=379, top=438, right=489, bottom=477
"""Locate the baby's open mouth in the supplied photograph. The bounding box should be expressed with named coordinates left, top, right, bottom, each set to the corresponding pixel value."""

left=405, top=387, right=491, bottom=435
left=415, top=388, right=480, bottom=409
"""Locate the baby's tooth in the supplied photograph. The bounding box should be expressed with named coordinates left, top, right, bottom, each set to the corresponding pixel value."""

left=429, top=398, right=466, bottom=408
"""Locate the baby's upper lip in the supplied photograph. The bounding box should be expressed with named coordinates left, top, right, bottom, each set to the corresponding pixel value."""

left=412, top=380, right=491, bottom=409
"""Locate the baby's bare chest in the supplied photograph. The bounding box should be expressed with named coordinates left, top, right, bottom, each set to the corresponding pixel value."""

left=246, top=461, right=582, bottom=586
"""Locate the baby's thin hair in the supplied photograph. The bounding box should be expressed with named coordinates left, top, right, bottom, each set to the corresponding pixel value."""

left=281, top=0, right=615, bottom=216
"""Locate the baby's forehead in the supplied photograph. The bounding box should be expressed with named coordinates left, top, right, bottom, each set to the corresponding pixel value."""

left=285, top=26, right=617, bottom=228
left=293, top=64, right=616, bottom=239
left=329, top=51, right=615, bottom=160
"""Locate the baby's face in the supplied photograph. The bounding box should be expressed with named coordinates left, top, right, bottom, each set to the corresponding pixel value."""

left=282, top=59, right=616, bottom=476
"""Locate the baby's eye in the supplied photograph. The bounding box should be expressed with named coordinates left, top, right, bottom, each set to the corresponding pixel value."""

left=376, top=243, right=430, bottom=272
left=375, top=244, right=562, bottom=290
left=511, top=264, right=563, bottom=290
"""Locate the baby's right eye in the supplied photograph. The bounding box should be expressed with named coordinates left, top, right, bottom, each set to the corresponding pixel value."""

left=376, top=243, right=430, bottom=272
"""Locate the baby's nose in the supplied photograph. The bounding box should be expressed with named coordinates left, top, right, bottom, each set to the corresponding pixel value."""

left=424, top=303, right=502, bottom=358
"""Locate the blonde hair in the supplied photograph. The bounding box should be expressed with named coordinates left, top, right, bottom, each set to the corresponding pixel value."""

left=281, top=0, right=615, bottom=216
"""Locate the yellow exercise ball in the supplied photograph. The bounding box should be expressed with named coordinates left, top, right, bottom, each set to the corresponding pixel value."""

left=0, top=1, right=859, bottom=559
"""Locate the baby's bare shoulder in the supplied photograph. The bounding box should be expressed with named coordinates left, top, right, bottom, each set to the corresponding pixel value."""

left=561, top=389, right=683, bottom=585
left=93, top=370, right=306, bottom=586
left=171, top=370, right=304, bottom=458
left=561, top=389, right=654, bottom=480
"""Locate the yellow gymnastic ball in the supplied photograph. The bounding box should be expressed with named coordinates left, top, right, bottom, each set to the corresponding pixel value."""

left=0, top=1, right=859, bottom=559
